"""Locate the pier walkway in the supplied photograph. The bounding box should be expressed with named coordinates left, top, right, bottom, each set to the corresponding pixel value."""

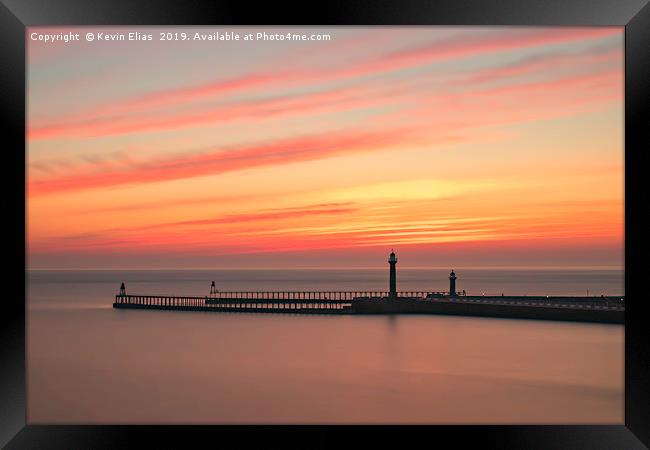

left=432, top=295, right=625, bottom=311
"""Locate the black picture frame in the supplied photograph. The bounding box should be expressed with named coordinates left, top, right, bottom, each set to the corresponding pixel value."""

left=2, top=0, right=648, bottom=448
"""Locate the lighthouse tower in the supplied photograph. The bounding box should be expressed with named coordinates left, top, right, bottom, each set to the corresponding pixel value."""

left=388, top=250, right=398, bottom=298
left=449, top=270, right=457, bottom=297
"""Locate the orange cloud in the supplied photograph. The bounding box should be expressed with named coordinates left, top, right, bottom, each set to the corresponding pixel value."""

left=129, top=203, right=359, bottom=230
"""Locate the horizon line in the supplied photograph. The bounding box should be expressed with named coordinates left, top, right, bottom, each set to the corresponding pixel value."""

left=27, top=265, right=625, bottom=271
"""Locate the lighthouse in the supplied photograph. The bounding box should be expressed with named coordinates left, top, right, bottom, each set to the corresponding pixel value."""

left=449, top=270, right=457, bottom=297
left=388, top=250, right=397, bottom=298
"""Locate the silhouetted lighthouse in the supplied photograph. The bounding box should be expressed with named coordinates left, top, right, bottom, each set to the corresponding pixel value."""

left=388, top=250, right=397, bottom=298
left=449, top=270, right=457, bottom=297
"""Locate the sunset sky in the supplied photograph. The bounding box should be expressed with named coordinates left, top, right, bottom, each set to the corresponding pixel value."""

left=27, top=26, right=624, bottom=269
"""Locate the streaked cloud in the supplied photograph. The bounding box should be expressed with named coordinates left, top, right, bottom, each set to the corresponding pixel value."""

left=27, top=27, right=624, bottom=268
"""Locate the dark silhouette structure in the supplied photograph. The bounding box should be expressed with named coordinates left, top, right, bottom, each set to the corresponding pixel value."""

left=112, top=254, right=624, bottom=323
left=449, top=270, right=457, bottom=297
left=388, top=250, right=397, bottom=298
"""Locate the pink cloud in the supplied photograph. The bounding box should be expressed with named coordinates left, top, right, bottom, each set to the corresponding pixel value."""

left=28, top=82, right=391, bottom=140
left=28, top=61, right=622, bottom=199
left=28, top=28, right=621, bottom=141
left=28, top=126, right=419, bottom=196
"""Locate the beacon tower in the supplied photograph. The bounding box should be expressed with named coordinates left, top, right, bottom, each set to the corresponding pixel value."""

left=449, top=270, right=457, bottom=297
left=389, top=250, right=397, bottom=298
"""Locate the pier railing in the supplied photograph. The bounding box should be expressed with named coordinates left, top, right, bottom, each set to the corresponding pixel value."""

left=206, top=291, right=444, bottom=301
left=113, top=293, right=353, bottom=312
left=113, top=290, right=447, bottom=312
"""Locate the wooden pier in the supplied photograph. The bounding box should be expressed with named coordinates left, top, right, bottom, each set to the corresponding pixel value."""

left=113, top=290, right=443, bottom=314
left=111, top=282, right=624, bottom=323
left=109, top=250, right=627, bottom=324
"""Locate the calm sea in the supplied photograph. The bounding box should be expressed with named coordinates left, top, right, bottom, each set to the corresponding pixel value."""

left=27, top=268, right=624, bottom=424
